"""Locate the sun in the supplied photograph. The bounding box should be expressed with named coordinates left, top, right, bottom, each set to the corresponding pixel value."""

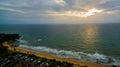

left=82, top=8, right=104, bottom=17
left=50, top=8, right=104, bottom=18
left=66, top=8, right=104, bottom=18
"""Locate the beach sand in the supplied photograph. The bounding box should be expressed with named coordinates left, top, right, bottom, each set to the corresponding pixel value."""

left=3, top=42, right=112, bottom=67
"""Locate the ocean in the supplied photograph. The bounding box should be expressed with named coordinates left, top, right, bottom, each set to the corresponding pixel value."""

left=0, top=23, right=120, bottom=65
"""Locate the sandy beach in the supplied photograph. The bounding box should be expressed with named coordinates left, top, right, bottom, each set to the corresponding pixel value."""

left=3, top=42, right=112, bottom=67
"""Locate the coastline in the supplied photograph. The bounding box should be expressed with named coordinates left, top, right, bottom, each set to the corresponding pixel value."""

left=3, top=42, right=112, bottom=67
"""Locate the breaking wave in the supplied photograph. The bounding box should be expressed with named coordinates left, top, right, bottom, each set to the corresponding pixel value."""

left=17, top=39, right=28, bottom=44
left=18, top=44, right=120, bottom=65
left=36, top=39, right=43, bottom=42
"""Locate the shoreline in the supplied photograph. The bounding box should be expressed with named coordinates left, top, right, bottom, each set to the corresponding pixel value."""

left=3, top=42, right=112, bottom=67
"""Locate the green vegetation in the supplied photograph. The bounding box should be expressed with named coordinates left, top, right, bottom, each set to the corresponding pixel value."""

left=0, top=33, right=20, bottom=43
left=0, top=33, right=20, bottom=58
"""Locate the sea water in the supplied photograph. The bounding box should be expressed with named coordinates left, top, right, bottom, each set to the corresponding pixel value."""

left=0, top=23, right=120, bottom=65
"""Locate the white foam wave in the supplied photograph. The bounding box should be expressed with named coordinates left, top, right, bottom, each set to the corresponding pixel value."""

left=18, top=44, right=120, bottom=65
left=19, top=35, right=24, bottom=39
left=36, top=39, right=42, bottom=42
left=17, top=39, right=28, bottom=44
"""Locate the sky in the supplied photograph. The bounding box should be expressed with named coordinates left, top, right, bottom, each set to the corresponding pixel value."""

left=0, top=0, right=120, bottom=24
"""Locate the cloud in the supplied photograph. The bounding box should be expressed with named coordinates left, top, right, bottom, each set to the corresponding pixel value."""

left=47, top=8, right=104, bottom=18
left=54, top=0, right=66, bottom=6
left=99, top=0, right=120, bottom=10
left=0, top=2, right=13, bottom=6
left=0, top=7, right=25, bottom=13
left=0, top=2, right=30, bottom=8
left=64, top=0, right=109, bottom=9
left=0, top=0, right=119, bottom=11
left=0, top=0, right=120, bottom=24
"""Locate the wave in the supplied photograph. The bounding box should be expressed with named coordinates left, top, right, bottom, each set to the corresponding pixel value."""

left=19, top=35, right=24, bottom=40
left=17, top=39, right=28, bottom=44
left=36, top=39, right=43, bottom=42
left=18, top=44, right=120, bottom=65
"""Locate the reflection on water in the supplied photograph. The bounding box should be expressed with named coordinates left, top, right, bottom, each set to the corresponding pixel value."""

left=81, top=25, right=99, bottom=51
